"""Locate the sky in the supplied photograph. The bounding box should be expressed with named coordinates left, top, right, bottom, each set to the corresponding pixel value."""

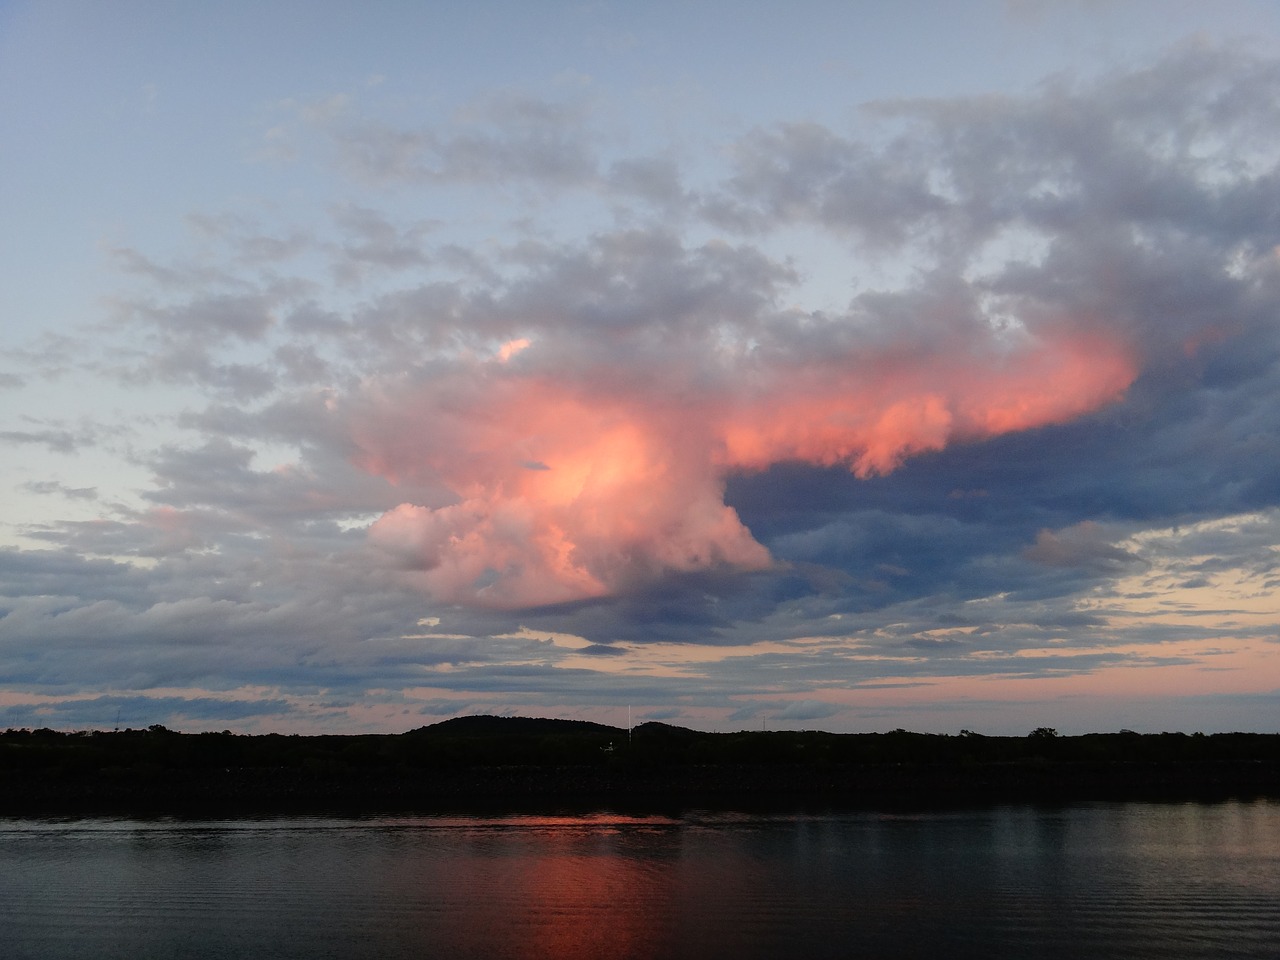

left=3, top=0, right=1280, bottom=736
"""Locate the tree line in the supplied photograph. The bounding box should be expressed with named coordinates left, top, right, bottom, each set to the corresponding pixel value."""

left=3, top=717, right=1278, bottom=775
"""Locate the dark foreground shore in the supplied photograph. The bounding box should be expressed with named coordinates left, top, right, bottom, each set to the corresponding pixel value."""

left=6, top=760, right=1280, bottom=817
left=4, top=717, right=1279, bottom=815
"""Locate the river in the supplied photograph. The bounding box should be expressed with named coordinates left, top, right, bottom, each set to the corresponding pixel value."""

left=3, top=801, right=1277, bottom=959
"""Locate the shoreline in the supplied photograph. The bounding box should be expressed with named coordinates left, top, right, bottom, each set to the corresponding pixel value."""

left=6, top=719, right=1279, bottom=815
left=5, top=759, right=1279, bottom=817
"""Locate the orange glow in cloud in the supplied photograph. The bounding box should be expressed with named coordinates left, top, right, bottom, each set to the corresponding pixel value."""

left=359, top=329, right=1137, bottom=607
left=363, top=375, right=768, bottom=607
left=496, top=337, right=531, bottom=363
left=717, top=333, right=1134, bottom=476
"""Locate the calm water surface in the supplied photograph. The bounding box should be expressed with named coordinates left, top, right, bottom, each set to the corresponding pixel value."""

left=2, top=801, right=1278, bottom=959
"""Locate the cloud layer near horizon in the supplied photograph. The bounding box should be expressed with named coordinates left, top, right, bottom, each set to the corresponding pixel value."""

left=4, top=39, right=1280, bottom=732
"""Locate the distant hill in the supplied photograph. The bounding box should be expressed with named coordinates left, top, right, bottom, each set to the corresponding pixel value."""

left=409, top=715, right=625, bottom=738
left=629, top=721, right=702, bottom=741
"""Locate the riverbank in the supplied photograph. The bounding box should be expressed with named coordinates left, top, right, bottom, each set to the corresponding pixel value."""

left=4, top=717, right=1279, bottom=814
left=5, top=761, right=1280, bottom=816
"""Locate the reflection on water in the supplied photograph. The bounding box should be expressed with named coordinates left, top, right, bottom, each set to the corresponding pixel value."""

left=2, top=803, right=1279, bottom=959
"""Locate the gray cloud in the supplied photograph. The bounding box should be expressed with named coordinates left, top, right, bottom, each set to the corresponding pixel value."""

left=334, top=92, right=599, bottom=187
left=22, top=480, right=98, bottom=500
left=1024, top=521, right=1144, bottom=573
left=0, top=420, right=104, bottom=454
left=329, top=204, right=437, bottom=282
left=5, top=42, right=1280, bottom=731
left=776, top=699, right=844, bottom=722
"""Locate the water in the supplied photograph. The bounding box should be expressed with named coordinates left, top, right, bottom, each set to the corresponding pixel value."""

left=2, top=802, right=1278, bottom=959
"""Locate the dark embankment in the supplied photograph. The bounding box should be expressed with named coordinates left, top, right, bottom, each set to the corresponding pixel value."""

left=3, top=718, right=1279, bottom=815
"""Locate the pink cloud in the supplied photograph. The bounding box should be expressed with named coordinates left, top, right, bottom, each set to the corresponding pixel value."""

left=355, top=328, right=1137, bottom=608
left=718, top=331, right=1135, bottom=476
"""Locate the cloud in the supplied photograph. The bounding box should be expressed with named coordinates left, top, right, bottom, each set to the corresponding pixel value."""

left=606, top=157, right=688, bottom=209
left=276, top=45, right=1280, bottom=615
left=333, top=92, right=599, bottom=187
left=0, top=421, right=103, bottom=454
left=329, top=204, right=437, bottom=282
left=577, top=643, right=626, bottom=657
left=357, top=326, right=1136, bottom=608
left=22, top=481, right=98, bottom=500
left=714, top=43, right=1280, bottom=262
left=54, top=44, right=1280, bottom=626
left=5, top=41, right=1280, bottom=736
left=776, top=699, right=843, bottom=721
left=1024, top=521, right=1143, bottom=573
left=6, top=693, right=294, bottom=730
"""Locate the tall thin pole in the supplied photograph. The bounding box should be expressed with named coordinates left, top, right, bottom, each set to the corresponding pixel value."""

left=628, top=705, right=632, bottom=744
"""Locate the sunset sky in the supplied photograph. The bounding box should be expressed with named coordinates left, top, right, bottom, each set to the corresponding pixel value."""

left=3, top=0, right=1280, bottom=735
